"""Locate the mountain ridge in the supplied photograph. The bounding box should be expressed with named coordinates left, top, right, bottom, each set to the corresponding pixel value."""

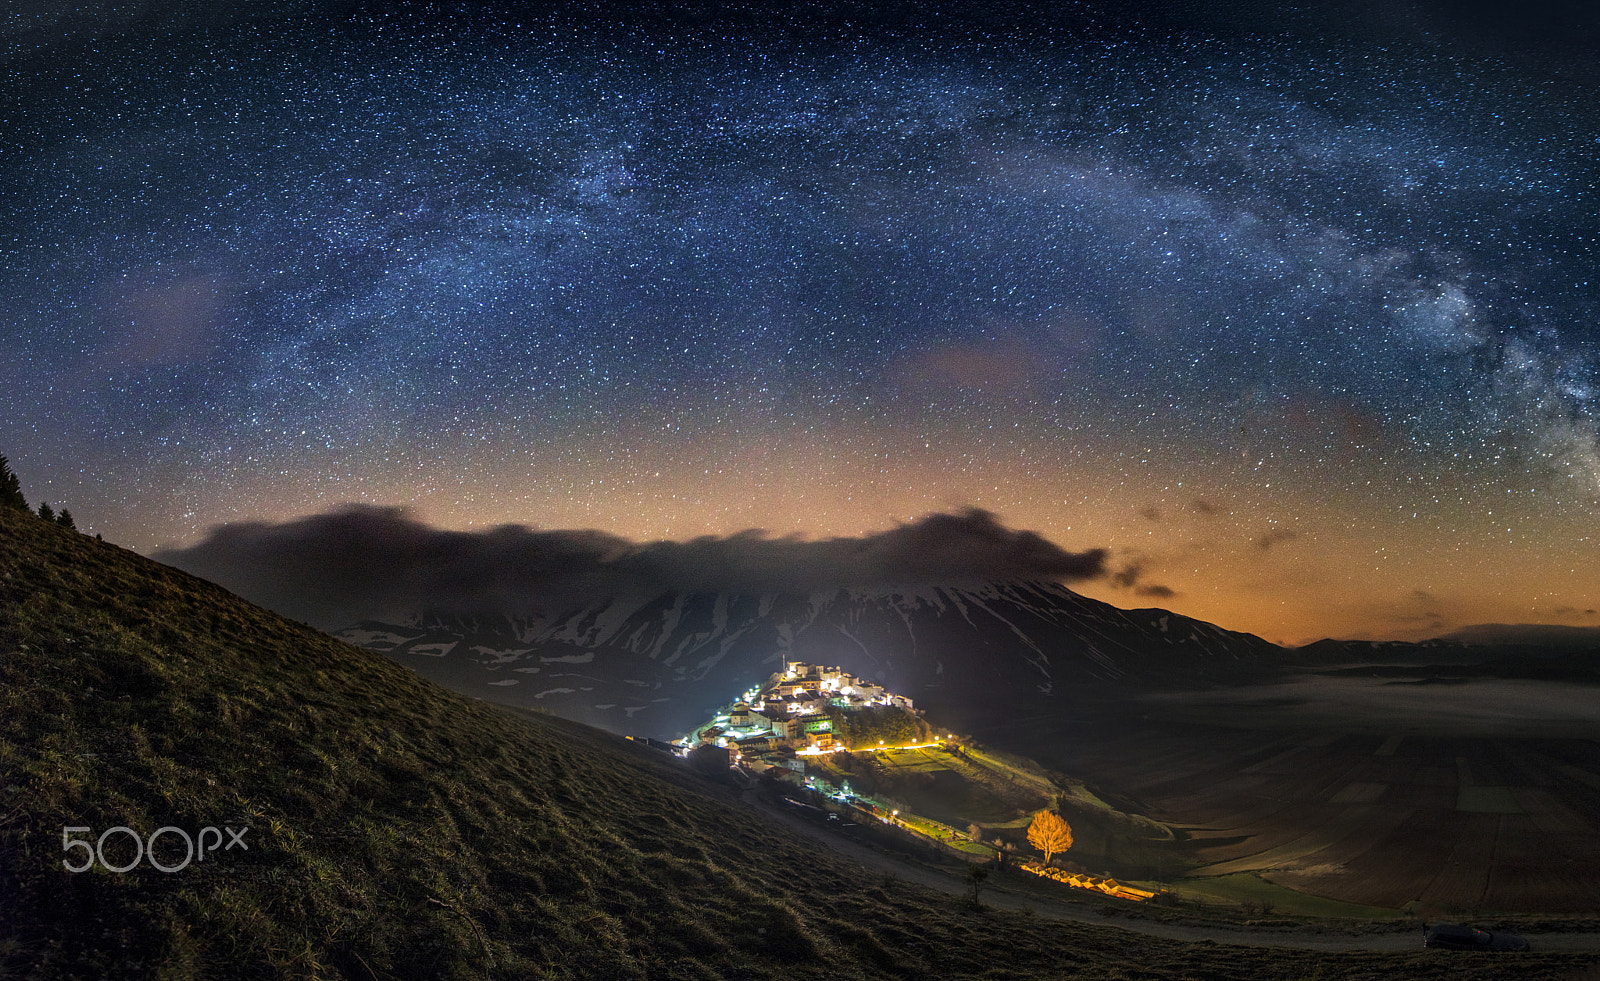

left=335, top=579, right=1287, bottom=739
left=334, top=579, right=1600, bottom=743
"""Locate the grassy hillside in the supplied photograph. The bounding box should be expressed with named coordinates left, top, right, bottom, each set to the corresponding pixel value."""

left=0, top=507, right=1586, bottom=979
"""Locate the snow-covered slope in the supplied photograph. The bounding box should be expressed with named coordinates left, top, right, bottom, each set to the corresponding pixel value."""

left=335, top=580, right=1284, bottom=739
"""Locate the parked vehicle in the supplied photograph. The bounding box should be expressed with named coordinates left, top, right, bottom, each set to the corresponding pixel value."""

left=1422, top=923, right=1530, bottom=951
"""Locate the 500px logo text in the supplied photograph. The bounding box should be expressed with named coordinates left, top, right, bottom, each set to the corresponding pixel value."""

left=63, top=825, right=249, bottom=873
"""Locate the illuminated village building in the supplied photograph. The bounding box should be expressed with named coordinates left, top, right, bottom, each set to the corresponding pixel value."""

left=685, top=660, right=916, bottom=767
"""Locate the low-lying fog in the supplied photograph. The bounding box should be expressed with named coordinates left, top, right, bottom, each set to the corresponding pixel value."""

left=1141, top=675, right=1600, bottom=735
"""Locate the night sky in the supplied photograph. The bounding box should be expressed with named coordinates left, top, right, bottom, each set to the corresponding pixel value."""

left=4, top=2, right=1597, bottom=644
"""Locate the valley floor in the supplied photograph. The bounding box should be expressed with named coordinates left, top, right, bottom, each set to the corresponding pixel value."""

left=738, top=783, right=1600, bottom=955
left=978, top=688, right=1600, bottom=917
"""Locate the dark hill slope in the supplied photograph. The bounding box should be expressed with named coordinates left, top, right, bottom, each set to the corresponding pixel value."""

left=0, top=509, right=1570, bottom=980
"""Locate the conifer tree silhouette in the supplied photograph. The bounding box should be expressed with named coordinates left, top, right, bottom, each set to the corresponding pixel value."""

left=0, top=455, right=26, bottom=512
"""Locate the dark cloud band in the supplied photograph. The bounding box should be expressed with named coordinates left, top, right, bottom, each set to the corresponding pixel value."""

left=156, top=505, right=1109, bottom=628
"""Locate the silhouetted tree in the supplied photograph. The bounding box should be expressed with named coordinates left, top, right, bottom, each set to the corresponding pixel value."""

left=1026, top=810, right=1074, bottom=865
left=964, top=864, right=989, bottom=906
left=55, top=508, right=75, bottom=530
left=36, top=501, right=55, bottom=522
left=0, top=455, right=25, bottom=511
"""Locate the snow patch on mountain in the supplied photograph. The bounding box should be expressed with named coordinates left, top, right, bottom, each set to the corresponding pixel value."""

left=408, top=642, right=456, bottom=657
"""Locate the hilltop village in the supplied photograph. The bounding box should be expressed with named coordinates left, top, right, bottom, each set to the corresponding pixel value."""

left=684, top=660, right=920, bottom=762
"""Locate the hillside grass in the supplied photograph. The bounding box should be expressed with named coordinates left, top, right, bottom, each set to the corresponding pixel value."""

left=1, top=507, right=1591, bottom=979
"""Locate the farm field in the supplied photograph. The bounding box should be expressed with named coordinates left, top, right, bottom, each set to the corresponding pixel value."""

left=856, top=743, right=1180, bottom=872
left=1163, top=872, right=1399, bottom=919
left=980, top=688, right=1600, bottom=915
left=806, top=744, right=1054, bottom=827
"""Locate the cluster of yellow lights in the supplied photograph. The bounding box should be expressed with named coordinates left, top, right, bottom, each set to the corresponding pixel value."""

left=796, top=738, right=955, bottom=757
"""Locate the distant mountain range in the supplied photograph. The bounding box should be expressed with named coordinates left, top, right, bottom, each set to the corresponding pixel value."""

left=333, top=582, right=1600, bottom=741
left=334, top=580, right=1289, bottom=739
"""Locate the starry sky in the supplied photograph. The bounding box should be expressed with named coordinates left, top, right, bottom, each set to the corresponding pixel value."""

left=3, top=2, right=1598, bottom=645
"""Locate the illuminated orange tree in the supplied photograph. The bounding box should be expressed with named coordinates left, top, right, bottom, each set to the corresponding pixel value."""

left=1026, top=810, right=1073, bottom=864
